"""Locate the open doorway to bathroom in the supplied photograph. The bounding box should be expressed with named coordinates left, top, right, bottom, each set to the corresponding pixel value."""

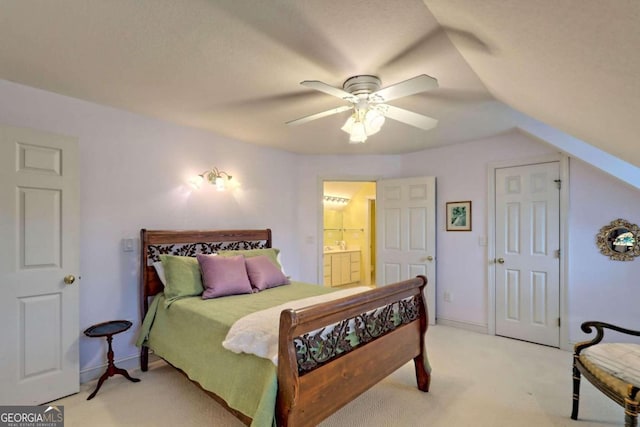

left=322, top=181, right=376, bottom=287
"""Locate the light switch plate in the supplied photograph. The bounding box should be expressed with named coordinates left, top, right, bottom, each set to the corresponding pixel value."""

left=123, top=238, right=135, bottom=252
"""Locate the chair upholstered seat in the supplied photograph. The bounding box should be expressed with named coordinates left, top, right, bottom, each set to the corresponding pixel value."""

left=583, top=343, right=640, bottom=389
left=579, top=353, right=634, bottom=398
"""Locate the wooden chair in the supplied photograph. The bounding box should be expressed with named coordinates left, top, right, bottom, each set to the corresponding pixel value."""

left=572, top=321, right=640, bottom=427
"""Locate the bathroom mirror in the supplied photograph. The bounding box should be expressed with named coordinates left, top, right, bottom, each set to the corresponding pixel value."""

left=596, top=218, right=640, bottom=261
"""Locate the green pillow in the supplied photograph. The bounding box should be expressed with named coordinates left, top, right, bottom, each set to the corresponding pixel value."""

left=217, top=248, right=281, bottom=269
left=159, top=255, right=203, bottom=307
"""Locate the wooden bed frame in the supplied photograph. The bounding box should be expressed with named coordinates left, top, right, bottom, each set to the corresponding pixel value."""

left=139, top=228, right=430, bottom=426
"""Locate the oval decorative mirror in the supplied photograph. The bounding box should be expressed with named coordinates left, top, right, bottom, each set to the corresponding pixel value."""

left=596, top=218, right=640, bottom=261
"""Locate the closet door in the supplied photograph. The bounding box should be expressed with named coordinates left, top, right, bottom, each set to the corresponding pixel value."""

left=495, top=162, right=560, bottom=347
left=0, top=125, right=80, bottom=404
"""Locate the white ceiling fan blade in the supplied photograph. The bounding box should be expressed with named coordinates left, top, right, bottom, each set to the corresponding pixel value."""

left=382, top=105, right=438, bottom=130
left=370, top=74, right=438, bottom=103
left=286, top=105, right=352, bottom=126
left=301, top=80, right=358, bottom=103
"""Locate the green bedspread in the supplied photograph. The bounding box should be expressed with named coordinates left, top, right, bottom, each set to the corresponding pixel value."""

left=136, top=282, right=334, bottom=427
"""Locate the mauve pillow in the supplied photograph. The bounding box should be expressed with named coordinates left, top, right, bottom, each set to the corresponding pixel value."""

left=245, top=255, right=290, bottom=291
left=197, top=254, right=252, bottom=299
left=218, top=248, right=282, bottom=270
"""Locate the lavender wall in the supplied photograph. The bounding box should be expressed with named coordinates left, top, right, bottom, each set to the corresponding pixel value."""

left=292, top=129, right=640, bottom=344
left=1, top=78, right=638, bottom=382
left=397, top=132, right=640, bottom=343
left=567, top=159, right=640, bottom=340
left=0, top=80, right=301, bottom=379
left=399, top=131, right=558, bottom=327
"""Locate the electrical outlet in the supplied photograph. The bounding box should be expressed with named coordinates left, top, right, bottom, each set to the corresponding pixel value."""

left=444, top=291, right=452, bottom=302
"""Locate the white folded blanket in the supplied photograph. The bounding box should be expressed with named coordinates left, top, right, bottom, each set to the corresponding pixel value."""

left=222, top=286, right=371, bottom=365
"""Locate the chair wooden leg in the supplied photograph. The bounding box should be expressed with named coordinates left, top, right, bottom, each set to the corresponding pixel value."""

left=571, top=356, right=581, bottom=420
left=625, top=397, right=638, bottom=427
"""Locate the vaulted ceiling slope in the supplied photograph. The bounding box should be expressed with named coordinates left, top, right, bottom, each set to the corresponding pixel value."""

left=0, top=1, right=638, bottom=183
left=423, top=0, right=640, bottom=187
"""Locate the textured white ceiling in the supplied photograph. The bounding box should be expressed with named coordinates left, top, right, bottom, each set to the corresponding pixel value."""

left=424, top=0, right=640, bottom=167
left=0, top=1, right=637, bottom=163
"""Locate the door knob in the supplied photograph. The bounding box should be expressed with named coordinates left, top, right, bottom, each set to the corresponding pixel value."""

left=426, top=256, right=434, bottom=261
left=496, top=258, right=505, bottom=264
left=64, top=274, right=76, bottom=285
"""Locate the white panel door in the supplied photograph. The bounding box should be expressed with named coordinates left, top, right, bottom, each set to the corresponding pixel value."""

left=0, top=125, right=80, bottom=404
left=377, top=177, right=436, bottom=324
left=495, top=162, right=560, bottom=347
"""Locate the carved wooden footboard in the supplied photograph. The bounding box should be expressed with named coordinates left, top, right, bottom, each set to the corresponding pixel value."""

left=277, top=275, right=429, bottom=427
left=139, top=229, right=430, bottom=426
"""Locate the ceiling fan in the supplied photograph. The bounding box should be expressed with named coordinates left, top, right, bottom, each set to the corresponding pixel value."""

left=286, top=74, right=439, bottom=143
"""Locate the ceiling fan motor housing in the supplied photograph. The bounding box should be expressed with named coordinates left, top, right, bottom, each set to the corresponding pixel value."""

left=342, top=75, right=381, bottom=97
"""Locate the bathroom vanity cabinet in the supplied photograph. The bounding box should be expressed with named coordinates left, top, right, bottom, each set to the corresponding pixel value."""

left=323, top=250, right=360, bottom=287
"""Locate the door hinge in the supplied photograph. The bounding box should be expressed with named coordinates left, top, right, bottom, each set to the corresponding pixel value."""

left=554, top=179, right=561, bottom=189
left=555, top=248, right=561, bottom=258
left=558, top=317, right=561, bottom=327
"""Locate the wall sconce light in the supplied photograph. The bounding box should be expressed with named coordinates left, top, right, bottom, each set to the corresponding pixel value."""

left=190, top=167, right=233, bottom=191
left=323, top=195, right=350, bottom=205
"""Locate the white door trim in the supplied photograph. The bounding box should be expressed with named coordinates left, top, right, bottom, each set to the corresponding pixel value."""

left=487, top=154, right=570, bottom=350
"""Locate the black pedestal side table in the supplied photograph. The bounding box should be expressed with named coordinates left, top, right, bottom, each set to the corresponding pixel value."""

left=84, top=320, right=140, bottom=400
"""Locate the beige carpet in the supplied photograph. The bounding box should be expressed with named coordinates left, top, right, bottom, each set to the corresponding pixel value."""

left=53, top=325, right=622, bottom=426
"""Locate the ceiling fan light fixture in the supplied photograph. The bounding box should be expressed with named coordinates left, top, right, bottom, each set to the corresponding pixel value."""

left=341, top=115, right=355, bottom=133
left=364, top=108, right=385, bottom=134
left=349, top=121, right=367, bottom=143
left=341, top=106, right=384, bottom=142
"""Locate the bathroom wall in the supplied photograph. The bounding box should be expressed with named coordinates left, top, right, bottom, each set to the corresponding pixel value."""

left=323, top=208, right=343, bottom=246
left=341, top=183, right=376, bottom=284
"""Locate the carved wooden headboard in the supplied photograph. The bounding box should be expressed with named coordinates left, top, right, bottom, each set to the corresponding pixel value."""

left=139, top=228, right=272, bottom=316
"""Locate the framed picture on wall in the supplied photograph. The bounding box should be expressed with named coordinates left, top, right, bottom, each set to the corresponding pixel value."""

left=446, top=201, right=472, bottom=231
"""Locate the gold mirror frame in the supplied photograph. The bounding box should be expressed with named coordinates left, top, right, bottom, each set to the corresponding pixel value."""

left=596, top=218, right=640, bottom=261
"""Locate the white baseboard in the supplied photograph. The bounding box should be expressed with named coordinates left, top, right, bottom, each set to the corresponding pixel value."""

left=436, top=317, right=488, bottom=335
